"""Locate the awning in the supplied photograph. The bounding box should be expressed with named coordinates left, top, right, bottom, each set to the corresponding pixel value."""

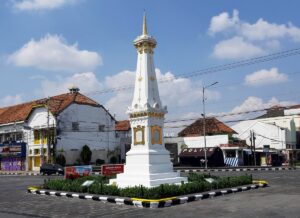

left=179, top=147, right=217, bottom=158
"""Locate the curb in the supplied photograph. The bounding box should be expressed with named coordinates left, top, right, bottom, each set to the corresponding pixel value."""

left=178, top=167, right=296, bottom=173
left=0, top=172, right=60, bottom=176
left=2, top=167, right=295, bottom=176
left=27, top=183, right=268, bottom=208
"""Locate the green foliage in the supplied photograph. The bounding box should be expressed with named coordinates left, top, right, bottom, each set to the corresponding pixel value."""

left=110, top=156, right=118, bottom=164
left=55, top=154, right=66, bottom=166
left=95, top=159, right=105, bottom=165
left=80, top=145, right=92, bottom=165
left=180, top=144, right=188, bottom=150
left=43, top=174, right=252, bottom=199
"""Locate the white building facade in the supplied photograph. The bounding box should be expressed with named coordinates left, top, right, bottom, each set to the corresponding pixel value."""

left=0, top=88, right=117, bottom=171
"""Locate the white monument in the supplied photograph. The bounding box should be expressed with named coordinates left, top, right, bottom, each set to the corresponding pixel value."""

left=110, top=14, right=187, bottom=188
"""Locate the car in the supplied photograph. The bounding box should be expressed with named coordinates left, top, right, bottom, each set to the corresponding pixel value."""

left=40, top=163, right=64, bottom=175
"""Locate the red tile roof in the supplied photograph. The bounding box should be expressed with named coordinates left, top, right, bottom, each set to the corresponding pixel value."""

left=289, top=104, right=300, bottom=109
left=115, top=120, right=131, bottom=131
left=0, top=92, right=105, bottom=125
left=178, top=117, right=236, bottom=137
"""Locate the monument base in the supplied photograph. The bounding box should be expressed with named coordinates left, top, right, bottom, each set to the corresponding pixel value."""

left=109, top=146, right=187, bottom=188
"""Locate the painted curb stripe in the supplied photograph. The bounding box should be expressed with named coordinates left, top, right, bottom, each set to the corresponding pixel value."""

left=0, top=167, right=296, bottom=176
left=27, top=184, right=268, bottom=208
left=123, top=199, right=134, bottom=205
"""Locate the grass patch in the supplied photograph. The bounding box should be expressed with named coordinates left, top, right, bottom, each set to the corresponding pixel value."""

left=42, top=173, right=252, bottom=199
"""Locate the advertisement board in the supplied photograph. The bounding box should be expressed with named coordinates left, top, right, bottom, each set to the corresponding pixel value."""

left=0, top=143, right=26, bottom=157
left=101, top=164, right=124, bottom=176
left=65, top=165, right=92, bottom=179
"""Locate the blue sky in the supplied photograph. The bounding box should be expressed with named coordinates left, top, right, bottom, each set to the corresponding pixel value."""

left=1, top=0, right=300, bottom=132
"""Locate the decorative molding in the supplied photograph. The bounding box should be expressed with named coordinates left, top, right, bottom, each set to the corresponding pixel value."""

left=130, top=112, right=164, bottom=119
left=133, top=125, right=145, bottom=145
left=151, top=125, right=162, bottom=145
left=134, top=42, right=156, bottom=54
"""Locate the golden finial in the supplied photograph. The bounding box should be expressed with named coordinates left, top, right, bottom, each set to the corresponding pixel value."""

left=143, top=11, right=148, bottom=35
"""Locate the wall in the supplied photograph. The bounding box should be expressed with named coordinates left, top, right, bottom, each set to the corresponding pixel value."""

left=232, top=120, right=287, bottom=150
left=56, top=103, right=117, bottom=164
left=183, top=135, right=229, bottom=148
left=257, top=116, right=297, bottom=148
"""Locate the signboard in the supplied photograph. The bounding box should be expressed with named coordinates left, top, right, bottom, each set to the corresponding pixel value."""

left=0, top=143, right=26, bottom=157
left=65, top=165, right=92, bottom=179
left=101, top=164, right=124, bottom=176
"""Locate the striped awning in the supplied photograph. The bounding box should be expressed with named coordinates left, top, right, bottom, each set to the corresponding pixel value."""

left=224, top=157, right=238, bottom=166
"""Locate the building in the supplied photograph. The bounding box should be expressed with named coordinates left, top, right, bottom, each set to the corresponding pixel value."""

left=0, top=87, right=117, bottom=171
left=176, top=117, right=246, bottom=166
left=232, top=105, right=300, bottom=165
left=115, top=120, right=131, bottom=162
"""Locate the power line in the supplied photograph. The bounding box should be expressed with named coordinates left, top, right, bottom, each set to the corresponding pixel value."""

left=84, top=47, right=300, bottom=96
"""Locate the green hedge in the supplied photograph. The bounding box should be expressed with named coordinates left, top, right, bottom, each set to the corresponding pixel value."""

left=43, top=174, right=252, bottom=199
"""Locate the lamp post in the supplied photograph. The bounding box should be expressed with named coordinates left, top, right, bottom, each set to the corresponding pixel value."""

left=202, top=82, right=218, bottom=169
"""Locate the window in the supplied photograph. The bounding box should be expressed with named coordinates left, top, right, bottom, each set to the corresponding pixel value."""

left=72, top=122, right=79, bottom=131
left=34, top=130, right=40, bottom=144
left=16, top=133, right=23, bottom=141
left=98, top=125, right=105, bottom=132
left=34, top=149, right=40, bottom=155
left=225, top=150, right=236, bottom=158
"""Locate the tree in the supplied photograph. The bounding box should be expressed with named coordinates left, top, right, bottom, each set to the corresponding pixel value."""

left=55, top=154, right=66, bottom=166
left=80, top=145, right=92, bottom=165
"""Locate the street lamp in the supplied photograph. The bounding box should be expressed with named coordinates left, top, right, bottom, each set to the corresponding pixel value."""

left=202, top=81, right=218, bottom=169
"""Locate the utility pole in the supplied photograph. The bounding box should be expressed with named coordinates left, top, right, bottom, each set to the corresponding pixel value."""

left=253, top=131, right=256, bottom=166
left=202, top=81, right=218, bottom=169
left=250, top=130, right=253, bottom=166
left=46, top=97, right=50, bottom=163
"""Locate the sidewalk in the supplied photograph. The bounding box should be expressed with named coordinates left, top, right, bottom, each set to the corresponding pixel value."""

left=0, top=171, right=41, bottom=176
left=174, top=166, right=296, bottom=173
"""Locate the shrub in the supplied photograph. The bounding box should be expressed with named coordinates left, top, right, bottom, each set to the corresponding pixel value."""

left=110, top=156, right=118, bottom=164
left=43, top=174, right=252, bottom=199
left=95, top=159, right=105, bottom=165
left=55, top=154, right=66, bottom=166
left=80, top=145, right=92, bottom=165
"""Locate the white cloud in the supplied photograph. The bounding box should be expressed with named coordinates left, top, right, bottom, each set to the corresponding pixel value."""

left=104, top=69, right=220, bottom=119
left=209, top=10, right=300, bottom=42
left=241, top=20, right=300, bottom=42
left=245, top=68, right=288, bottom=86
left=8, top=34, right=102, bottom=72
left=208, top=9, right=239, bottom=35
left=222, top=96, right=296, bottom=122
left=213, top=37, right=264, bottom=59
left=37, top=69, right=221, bottom=122
left=13, top=0, right=80, bottom=11
left=209, top=10, right=300, bottom=59
left=0, top=94, right=23, bottom=107
left=40, top=72, right=103, bottom=96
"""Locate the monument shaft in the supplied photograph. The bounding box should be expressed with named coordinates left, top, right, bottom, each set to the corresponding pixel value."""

left=111, top=14, right=187, bottom=188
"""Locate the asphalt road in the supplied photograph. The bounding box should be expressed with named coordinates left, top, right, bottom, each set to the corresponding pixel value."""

left=0, top=170, right=299, bottom=218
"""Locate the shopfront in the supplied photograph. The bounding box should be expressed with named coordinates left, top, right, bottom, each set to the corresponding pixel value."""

left=0, top=142, right=26, bottom=171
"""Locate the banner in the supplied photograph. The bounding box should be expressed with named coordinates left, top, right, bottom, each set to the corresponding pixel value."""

left=101, top=164, right=124, bottom=176
left=65, top=165, right=92, bottom=179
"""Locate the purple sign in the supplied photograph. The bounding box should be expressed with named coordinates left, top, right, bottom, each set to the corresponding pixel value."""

left=0, top=157, right=25, bottom=171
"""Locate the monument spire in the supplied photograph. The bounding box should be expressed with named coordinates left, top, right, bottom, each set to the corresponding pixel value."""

left=143, top=11, right=148, bottom=35
left=110, top=13, right=187, bottom=188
